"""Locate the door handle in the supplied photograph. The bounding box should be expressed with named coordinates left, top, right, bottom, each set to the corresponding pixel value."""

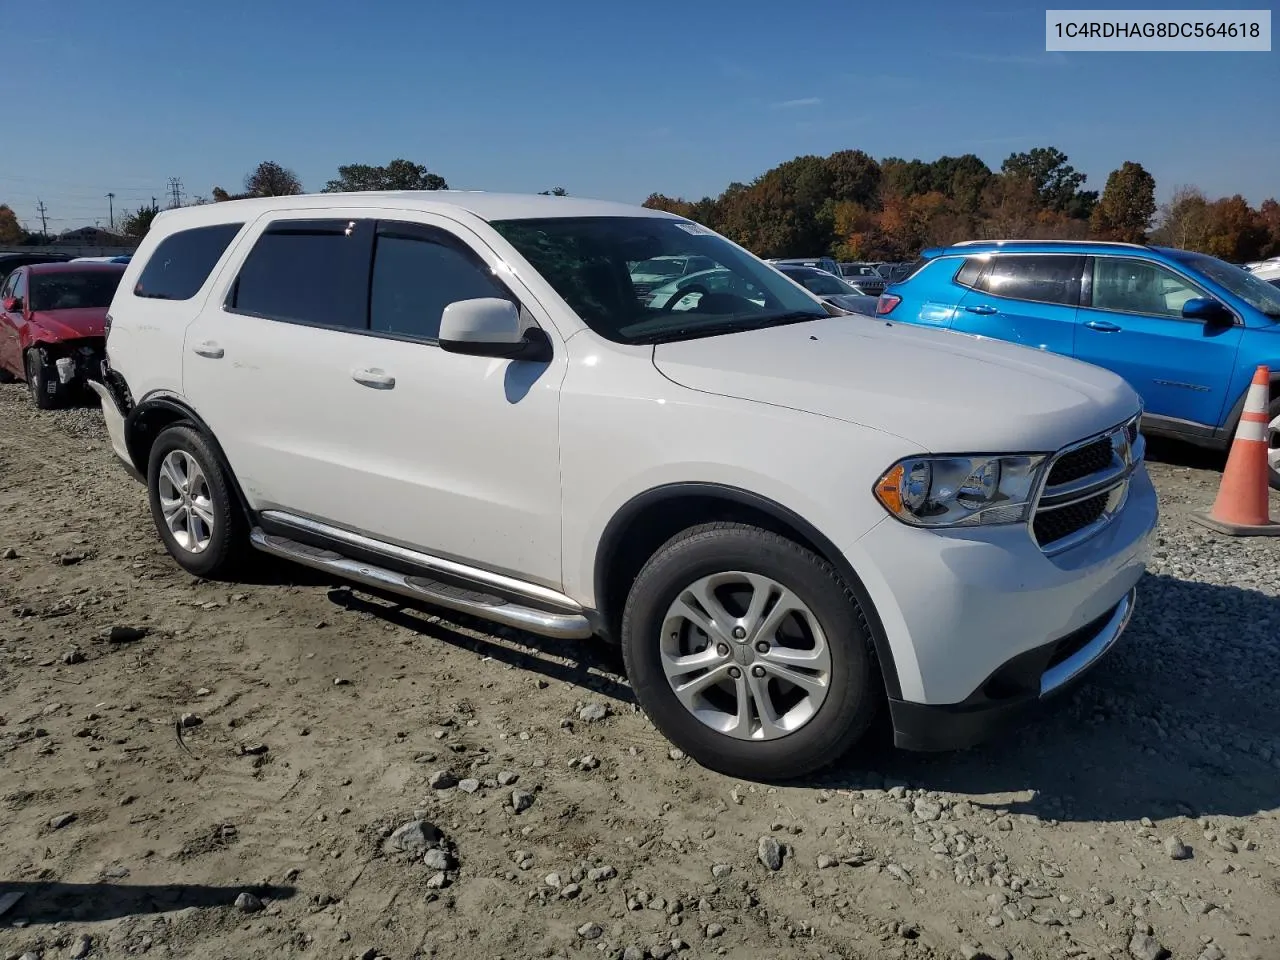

left=1085, top=320, right=1122, bottom=332
left=352, top=368, right=395, bottom=389
left=192, top=341, right=224, bottom=359
left=964, top=305, right=997, bottom=315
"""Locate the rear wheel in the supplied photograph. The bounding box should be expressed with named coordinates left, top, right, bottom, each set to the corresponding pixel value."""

left=24, top=348, right=58, bottom=409
left=621, top=522, right=881, bottom=781
left=1268, top=396, right=1280, bottom=491
left=146, top=424, right=248, bottom=579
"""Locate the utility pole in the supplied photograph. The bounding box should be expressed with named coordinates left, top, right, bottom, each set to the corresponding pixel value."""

left=106, top=192, right=115, bottom=232
left=167, top=177, right=184, bottom=209
left=35, top=199, right=49, bottom=236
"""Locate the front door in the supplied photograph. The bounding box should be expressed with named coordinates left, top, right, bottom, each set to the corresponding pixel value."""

left=0, top=270, right=27, bottom=375
left=1074, top=256, right=1243, bottom=428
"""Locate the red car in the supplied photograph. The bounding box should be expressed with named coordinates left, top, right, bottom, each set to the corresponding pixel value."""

left=0, top=262, right=126, bottom=408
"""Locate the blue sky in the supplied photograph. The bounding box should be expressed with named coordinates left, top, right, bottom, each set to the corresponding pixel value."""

left=3, top=0, right=1277, bottom=231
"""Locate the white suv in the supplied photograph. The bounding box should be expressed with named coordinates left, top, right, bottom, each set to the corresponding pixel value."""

left=91, top=192, right=1157, bottom=780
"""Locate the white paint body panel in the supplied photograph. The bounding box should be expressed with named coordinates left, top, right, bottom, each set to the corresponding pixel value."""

left=102, top=191, right=1157, bottom=710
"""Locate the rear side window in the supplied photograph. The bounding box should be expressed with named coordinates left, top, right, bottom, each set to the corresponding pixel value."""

left=229, top=219, right=374, bottom=329
left=976, top=255, right=1084, bottom=306
left=953, top=257, right=987, bottom=289
left=134, top=223, right=243, bottom=301
left=896, top=257, right=931, bottom=282
left=370, top=222, right=514, bottom=341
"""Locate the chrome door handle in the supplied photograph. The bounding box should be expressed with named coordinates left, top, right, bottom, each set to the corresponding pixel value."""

left=193, top=341, right=224, bottom=359
left=352, top=368, right=395, bottom=389
left=964, top=304, right=997, bottom=315
left=1085, top=320, right=1121, bottom=332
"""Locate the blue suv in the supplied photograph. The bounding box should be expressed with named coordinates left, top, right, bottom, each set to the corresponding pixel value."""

left=877, top=240, right=1280, bottom=486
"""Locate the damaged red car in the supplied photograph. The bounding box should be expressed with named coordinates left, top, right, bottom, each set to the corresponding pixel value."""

left=0, top=261, right=126, bottom=408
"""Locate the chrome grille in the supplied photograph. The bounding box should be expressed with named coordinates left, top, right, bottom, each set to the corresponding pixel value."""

left=1032, top=413, right=1143, bottom=554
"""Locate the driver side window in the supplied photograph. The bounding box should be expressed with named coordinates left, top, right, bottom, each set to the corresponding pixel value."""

left=1092, top=258, right=1202, bottom=319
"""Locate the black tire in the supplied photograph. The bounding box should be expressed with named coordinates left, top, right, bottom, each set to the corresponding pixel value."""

left=146, top=424, right=248, bottom=579
left=1269, top=396, right=1280, bottom=492
left=25, top=348, right=58, bottom=409
left=621, top=522, right=880, bottom=781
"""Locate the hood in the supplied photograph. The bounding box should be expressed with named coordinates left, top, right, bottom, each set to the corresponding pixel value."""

left=652, top=316, right=1139, bottom=453
left=27, top=308, right=107, bottom=343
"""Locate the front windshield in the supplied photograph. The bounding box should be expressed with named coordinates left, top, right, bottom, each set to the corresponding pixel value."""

left=1168, top=250, right=1280, bottom=318
left=491, top=217, right=827, bottom=344
left=29, top=270, right=123, bottom=311
left=782, top=269, right=850, bottom=296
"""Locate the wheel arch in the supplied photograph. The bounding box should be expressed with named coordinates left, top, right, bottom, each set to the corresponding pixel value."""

left=592, top=482, right=902, bottom=700
left=1217, top=368, right=1280, bottom=445
left=124, top=392, right=254, bottom=520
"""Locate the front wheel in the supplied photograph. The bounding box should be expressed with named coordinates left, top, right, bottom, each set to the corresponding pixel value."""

left=1268, top=396, right=1280, bottom=491
left=146, top=424, right=248, bottom=579
left=25, top=348, right=58, bottom=409
left=621, top=523, right=881, bottom=781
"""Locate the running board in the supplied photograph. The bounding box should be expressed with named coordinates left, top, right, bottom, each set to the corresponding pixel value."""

left=249, top=528, right=593, bottom=640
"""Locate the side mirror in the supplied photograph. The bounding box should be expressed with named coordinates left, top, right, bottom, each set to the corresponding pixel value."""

left=438, top=297, right=552, bottom=362
left=1182, top=297, right=1233, bottom=324
left=2, top=296, right=22, bottom=312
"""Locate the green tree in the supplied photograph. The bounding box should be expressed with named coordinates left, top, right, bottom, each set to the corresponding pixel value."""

left=929, top=154, right=993, bottom=213
left=1202, top=195, right=1268, bottom=262
left=1090, top=161, right=1156, bottom=243
left=323, top=159, right=447, bottom=193
left=538, top=187, right=568, bottom=196
left=824, top=150, right=881, bottom=207
left=119, top=201, right=161, bottom=238
left=1152, top=185, right=1210, bottom=250
left=1001, top=147, right=1088, bottom=214
left=244, top=160, right=303, bottom=197
left=0, top=204, right=24, bottom=245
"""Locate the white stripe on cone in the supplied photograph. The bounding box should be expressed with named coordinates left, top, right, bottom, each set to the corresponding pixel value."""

left=1235, top=419, right=1269, bottom=443
left=1244, top=382, right=1269, bottom=412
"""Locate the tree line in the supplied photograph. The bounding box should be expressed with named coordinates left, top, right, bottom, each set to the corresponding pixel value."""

left=643, top=147, right=1280, bottom=264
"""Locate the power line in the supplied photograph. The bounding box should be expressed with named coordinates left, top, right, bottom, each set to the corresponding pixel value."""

left=167, top=177, right=185, bottom=209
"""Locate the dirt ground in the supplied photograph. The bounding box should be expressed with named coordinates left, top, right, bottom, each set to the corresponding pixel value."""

left=1, top=383, right=1278, bottom=960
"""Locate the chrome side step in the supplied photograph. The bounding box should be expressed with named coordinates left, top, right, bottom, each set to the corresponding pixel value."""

left=249, top=528, right=593, bottom=641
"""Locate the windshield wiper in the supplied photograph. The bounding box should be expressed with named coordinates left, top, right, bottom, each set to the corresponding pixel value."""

left=637, top=311, right=824, bottom=345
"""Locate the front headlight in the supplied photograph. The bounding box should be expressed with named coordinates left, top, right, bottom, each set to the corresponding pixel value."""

left=874, top=454, right=1048, bottom=527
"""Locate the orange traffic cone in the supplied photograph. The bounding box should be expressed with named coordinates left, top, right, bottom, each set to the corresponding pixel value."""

left=1192, top=365, right=1280, bottom=536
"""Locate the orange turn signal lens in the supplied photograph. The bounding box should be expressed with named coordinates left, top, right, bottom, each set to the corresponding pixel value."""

left=875, top=463, right=905, bottom=516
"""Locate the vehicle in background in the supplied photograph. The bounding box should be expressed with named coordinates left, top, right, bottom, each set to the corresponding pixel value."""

left=95, top=192, right=1154, bottom=780
left=0, top=252, right=73, bottom=289
left=70, top=255, right=134, bottom=264
left=766, top=257, right=842, bottom=278
left=877, top=240, right=1280, bottom=486
left=838, top=262, right=888, bottom=297
left=628, top=254, right=720, bottom=303
left=0, top=261, right=126, bottom=408
left=1249, top=258, right=1280, bottom=284
left=775, top=263, right=880, bottom=308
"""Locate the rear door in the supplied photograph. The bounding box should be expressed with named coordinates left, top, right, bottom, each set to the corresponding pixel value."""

left=1074, top=255, right=1243, bottom=427
left=951, top=254, right=1084, bottom=357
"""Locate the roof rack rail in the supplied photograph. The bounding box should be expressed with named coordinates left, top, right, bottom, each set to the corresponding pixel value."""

left=952, top=239, right=1149, bottom=249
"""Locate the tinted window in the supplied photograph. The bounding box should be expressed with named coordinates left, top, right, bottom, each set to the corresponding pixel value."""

left=978, top=255, right=1083, bottom=306
left=230, top=219, right=373, bottom=329
left=134, top=223, right=243, bottom=301
left=1, top=271, right=17, bottom=300
left=953, top=257, right=987, bottom=289
left=30, top=269, right=124, bottom=310
left=370, top=223, right=514, bottom=341
left=1090, top=258, right=1201, bottom=319
left=1166, top=250, right=1280, bottom=318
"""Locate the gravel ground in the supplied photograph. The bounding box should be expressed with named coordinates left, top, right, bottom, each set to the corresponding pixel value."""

left=1, top=382, right=1278, bottom=960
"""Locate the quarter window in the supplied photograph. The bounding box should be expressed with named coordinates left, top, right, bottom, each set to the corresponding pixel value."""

left=954, top=257, right=987, bottom=289
left=1090, top=258, right=1202, bottom=319
left=976, top=255, right=1084, bottom=306
left=229, top=219, right=373, bottom=329
left=369, top=223, right=514, bottom=341
left=134, top=223, right=243, bottom=301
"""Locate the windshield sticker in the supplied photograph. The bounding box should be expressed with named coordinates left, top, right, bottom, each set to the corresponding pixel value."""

left=672, top=222, right=714, bottom=235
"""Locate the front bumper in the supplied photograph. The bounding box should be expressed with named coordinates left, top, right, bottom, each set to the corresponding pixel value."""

left=851, top=462, right=1157, bottom=749
left=889, top=588, right=1135, bottom=750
